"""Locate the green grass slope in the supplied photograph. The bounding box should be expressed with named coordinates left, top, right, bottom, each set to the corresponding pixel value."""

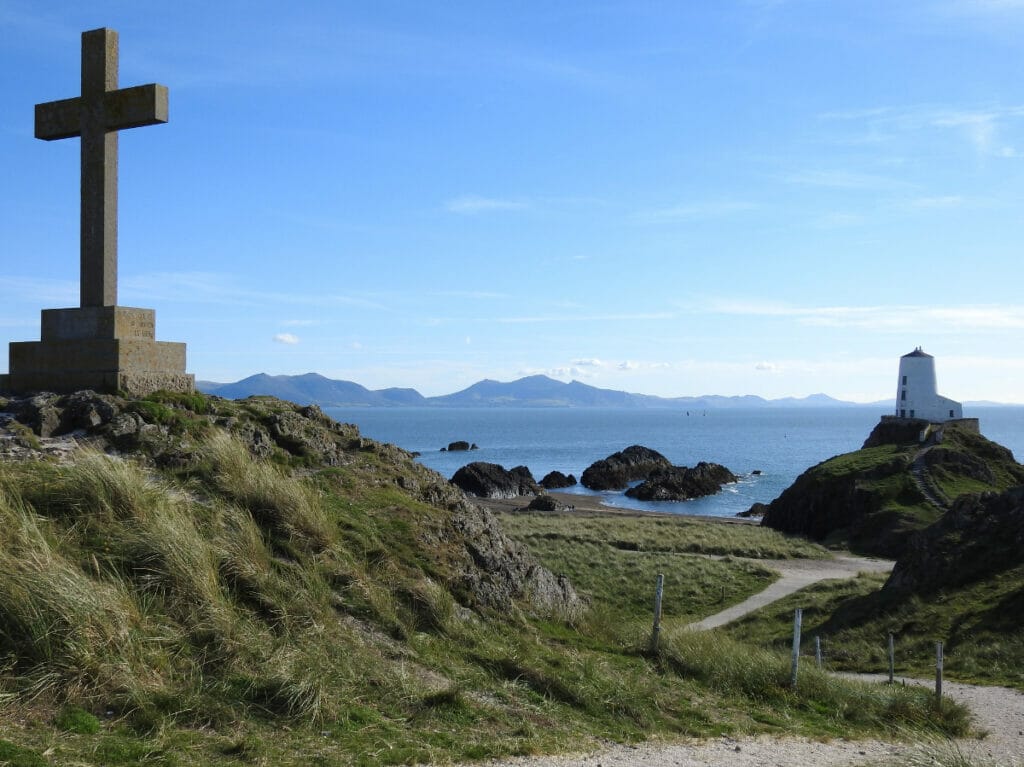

left=0, top=393, right=970, bottom=765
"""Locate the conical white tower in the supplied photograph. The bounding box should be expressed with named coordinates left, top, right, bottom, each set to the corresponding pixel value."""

left=895, top=348, right=962, bottom=421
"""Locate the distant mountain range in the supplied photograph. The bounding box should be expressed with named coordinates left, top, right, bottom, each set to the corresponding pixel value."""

left=198, top=372, right=884, bottom=409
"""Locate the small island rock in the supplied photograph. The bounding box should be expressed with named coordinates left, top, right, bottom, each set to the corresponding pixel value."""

left=443, top=440, right=478, bottom=452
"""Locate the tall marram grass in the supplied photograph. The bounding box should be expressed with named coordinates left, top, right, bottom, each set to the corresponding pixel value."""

left=200, top=432, right=333, bottom=552
left=656, top=628, right=971, bottom=736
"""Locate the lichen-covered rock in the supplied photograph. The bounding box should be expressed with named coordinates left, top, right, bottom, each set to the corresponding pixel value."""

left=580, top=445, right=671, bottom=491
left=450, top=462, right=540, bottom=499
left=449, top=503, right=582, bottom=619
left=539, top=470, right=577, bottom=489
left=625, top=462, right=737, bottom=501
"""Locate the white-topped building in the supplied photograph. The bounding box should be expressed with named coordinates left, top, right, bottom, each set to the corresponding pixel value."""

left=895, top=347, right=962, bottom=421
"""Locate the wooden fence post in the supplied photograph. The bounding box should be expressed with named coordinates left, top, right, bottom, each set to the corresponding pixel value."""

left=888, top=633, right=895, bottom=684
left=650, top=574, right=664, bottom=653
left=814, top=635, right=822, bottom=669
left=935, top=641, right=944, bottom=704
left=790, top=608, right=802, bottom=687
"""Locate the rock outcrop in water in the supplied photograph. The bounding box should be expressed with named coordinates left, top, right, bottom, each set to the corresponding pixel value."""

left=539, top=470, right=577, bottom=489
left=625, top=462, right=737, bottom=501
left=580, top=445, right=671, bottom=491
left=450, top=462, right=540, bottom=499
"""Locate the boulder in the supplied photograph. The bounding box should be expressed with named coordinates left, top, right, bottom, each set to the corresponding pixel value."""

left=539, top=470, right=577, bottom=489
left=738, top=502, right=768, bottom=518
left=580, top=445, right=671, bottom=491
left=625, top=462, right=737, bottom=501
left=526, top=494, right=562, bottom=511
left=450, top=462, right=540, bottom=499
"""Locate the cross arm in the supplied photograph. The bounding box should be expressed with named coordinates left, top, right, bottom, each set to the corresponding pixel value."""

left=103, top=83, right=169, bottom=131
left=34, top=83, right=168, bottom=141
left=35, top=97, right=81, bottom=140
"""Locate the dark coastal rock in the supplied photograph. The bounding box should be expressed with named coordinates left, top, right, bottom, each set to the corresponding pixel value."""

left=624, top=462, right=737, bottom=501
left=738, top=502, right=768, bottom=518
left=526, top=494, right=562, bottom=511
left=580, top=445, right=671, bottom=491
left=450, top=462, right=540, bottom=499
left=539, top=470, right=577, bottom=489
left=442, top=440, right=477, bottom=452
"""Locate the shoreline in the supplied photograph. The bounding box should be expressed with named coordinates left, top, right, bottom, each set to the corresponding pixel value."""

left=477, top=490, right=760, bottom=525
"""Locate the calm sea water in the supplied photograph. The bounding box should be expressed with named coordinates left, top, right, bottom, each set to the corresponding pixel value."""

left=323, top=406, right=1024, bottom=518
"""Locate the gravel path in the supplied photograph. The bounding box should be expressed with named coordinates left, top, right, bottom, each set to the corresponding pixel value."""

left=688, top=553, right=895, bottom=631
left=453, top=678, right=1024, bottom=767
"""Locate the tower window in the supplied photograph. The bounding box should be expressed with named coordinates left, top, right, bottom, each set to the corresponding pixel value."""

left=902, top=375, right=907, bottom=385
left=901, top=390, right=906, bottom=401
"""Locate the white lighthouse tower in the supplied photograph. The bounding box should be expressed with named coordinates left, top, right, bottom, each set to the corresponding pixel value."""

left=895, top=347, right=962, bottom=421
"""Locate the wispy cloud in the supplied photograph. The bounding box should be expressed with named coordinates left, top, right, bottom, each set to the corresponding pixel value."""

left=0, top=276, right=78, bottom=305
left=444, top=195, right=529, bottom=214
left=818, top=104, right=1024, bottom=159
left=493, top=311, right=675, bottom=324
left=702, top=298, right=1024, bottom=331
left=273, top=333, right=300, bottom=345
left=634, top=200, right=759, bottom=224
left=784, top=169, right=912, bottom=191
left=900, top=195, right=965, bottom=209
left=122, top=271, right=387, bottom=310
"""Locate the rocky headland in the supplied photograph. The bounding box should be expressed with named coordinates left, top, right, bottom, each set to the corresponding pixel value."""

left=759, top=419, right=1024, bottom=558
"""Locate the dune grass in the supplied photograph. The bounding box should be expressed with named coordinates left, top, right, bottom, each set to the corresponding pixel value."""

left=497, top=508, right=831, bottom=559
left=0, top=434, right=973, bottom=766
left=723, top=569, right=1024, bottom=691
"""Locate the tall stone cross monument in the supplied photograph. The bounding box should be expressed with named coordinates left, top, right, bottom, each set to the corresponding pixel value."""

left=3, top=28, right=194, bottom=396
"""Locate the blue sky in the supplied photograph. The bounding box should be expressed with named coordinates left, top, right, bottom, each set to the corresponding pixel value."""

left=2, top=1, right=1023, bottom=402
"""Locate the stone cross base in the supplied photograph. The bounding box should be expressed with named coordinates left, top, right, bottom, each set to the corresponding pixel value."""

left=4, top=306, right=194, bottom=396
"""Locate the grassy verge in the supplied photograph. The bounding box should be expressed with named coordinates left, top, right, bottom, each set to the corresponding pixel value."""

left=0, top=434, right=971, bottom=765
left=497, top=509, right=831, bottom=559
left=723, top=570, right=1024, bottom=691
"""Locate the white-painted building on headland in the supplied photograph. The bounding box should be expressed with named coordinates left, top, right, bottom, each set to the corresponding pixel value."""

left=895, top=347, right=962, bottom=422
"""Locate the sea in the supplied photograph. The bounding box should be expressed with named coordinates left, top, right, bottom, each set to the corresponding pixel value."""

left=322, top=406, right=1024, bottom=518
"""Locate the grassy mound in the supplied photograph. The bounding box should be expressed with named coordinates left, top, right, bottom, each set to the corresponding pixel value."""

left=0, top=395, right=972, bottom=765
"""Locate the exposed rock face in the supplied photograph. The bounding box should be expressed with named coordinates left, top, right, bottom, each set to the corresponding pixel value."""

left=539, top=470, right=577, bottom=489
left=580, top=445, right=671, bottom=491
left=886, top=486, right=1024, bottom=594
left=449, top=462, right=540, bottom=499
left=449, top=503, right=582, bottom=618
left=625, top=462, right=737, bottom=501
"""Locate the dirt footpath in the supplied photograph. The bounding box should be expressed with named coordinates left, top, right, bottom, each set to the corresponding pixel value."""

left=689, top=553, right=895, bottom=630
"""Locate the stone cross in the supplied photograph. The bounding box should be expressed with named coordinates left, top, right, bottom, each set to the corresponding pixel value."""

left=34, top=27, right=168, bottom=308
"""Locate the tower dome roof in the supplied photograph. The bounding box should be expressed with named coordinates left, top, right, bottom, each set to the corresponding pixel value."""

left=902, top=347, right=933, bottom=358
